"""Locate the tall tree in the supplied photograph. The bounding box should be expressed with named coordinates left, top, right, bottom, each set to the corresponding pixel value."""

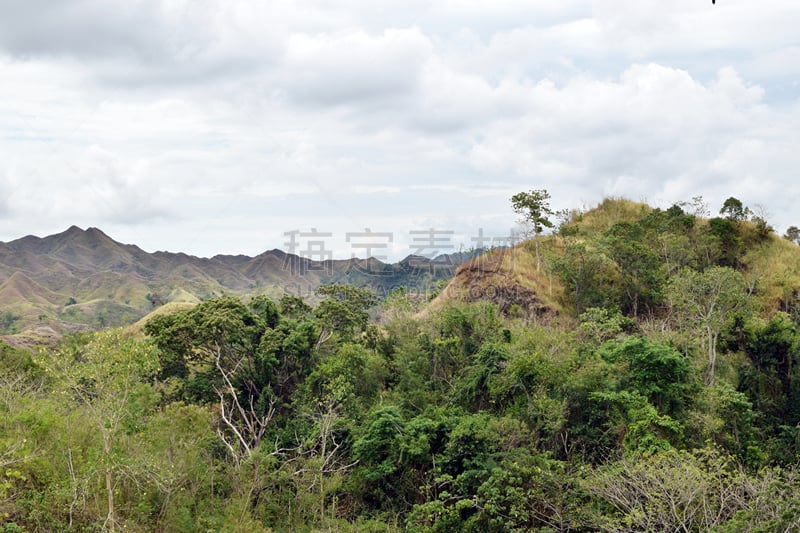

left=720, top=197, right=750, bottom=222
left=604, top=221, right=665, bottom=317
left=667, top=266, right=749, bottom=385
left=314, top=284, right=379, bottom=347
left=511, top=189, right=555, bottom=271
left=552, top=241, right=613, bottom=315
left=147, top=296, right=281, bottom=464
left=39, top=330, right=159, bottom=533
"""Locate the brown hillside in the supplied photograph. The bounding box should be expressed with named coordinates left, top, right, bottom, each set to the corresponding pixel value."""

left=0, top=271, right=64, bottom=308
left=427, top=243, right=562, bottom=321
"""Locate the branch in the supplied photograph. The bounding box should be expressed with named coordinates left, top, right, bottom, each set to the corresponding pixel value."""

left=213, top=345, right=276, bottom=462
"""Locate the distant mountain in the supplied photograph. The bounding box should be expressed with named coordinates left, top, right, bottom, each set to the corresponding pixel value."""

left=0, top=226, right=480, bottom=339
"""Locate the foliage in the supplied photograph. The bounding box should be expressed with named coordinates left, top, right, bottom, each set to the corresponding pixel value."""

left=784, top=225, right=800, bottom=244
left=0, top=311, right=20, bottom=334
left=598, top=336, right=695, bottom=417
left=603, top=222, right=665, bottom=316
left=585, top=447, right=745, bottom=531
left=579, top=307, right=637, bottom=347
left=551, top=240, right=615, bottom=314
left=510, top=189, right=554, bottom=237
left=708, top=217, right=744, bottom=267
left=36, top=330, right=161, bottom=532
left=667, top=266, right=750, bottom=384
left=720, top=196, right=751, bottom=222
left=512, top=189, right=555, bottom=272
left=315, top=283, right=380, bottom=345
left=7, top=196, right=800, bottom=531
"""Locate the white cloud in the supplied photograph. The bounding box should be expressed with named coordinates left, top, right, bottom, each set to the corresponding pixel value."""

left=466, top=62, right=798, bottom=226
left=280, top=28, right=432, bottom=107
left=0, top=0, right=798, bottom=257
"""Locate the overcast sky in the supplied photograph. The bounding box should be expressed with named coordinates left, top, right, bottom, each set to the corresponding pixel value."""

left=1, top=0, right=798, bottom=260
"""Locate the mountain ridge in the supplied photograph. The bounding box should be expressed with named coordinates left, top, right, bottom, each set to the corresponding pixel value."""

left=0, top=226, right=476, bottom=340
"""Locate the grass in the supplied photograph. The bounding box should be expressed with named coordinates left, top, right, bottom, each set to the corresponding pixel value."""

left=742, top=233, right=800, bottom=312
left=566, top=197, right=653, bottom=234
left=425, top=238, right=567, bottom=320
left=126, top=301, right=198, bottom=336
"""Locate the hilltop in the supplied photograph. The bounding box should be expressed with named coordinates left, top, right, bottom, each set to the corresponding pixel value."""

left=431, top=197, right=800, bottom=323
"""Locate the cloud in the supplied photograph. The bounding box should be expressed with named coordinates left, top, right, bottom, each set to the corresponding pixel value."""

left=3, top=145, right=171, bottom=226
left=744, top=46, right=800, bottom=82
left=280, top=28, right=432, bottom=107
left=0, top=170, right=12, bottom=217
left=0, top=0, right=284, bottom=86
left=68, top=146, right=171, bottom=223
left=0, top=0, right=167, bottom=59
left=1, top=0, right=799, bottom=257
left=466, top=63, right=798, bottom=220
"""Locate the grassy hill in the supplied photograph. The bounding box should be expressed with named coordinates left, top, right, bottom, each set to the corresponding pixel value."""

left=432, top=197, right=800, bottom=324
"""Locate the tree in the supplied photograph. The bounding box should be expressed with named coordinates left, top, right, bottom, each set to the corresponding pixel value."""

left=552, top=241, right=614, bottom=315
left=511, top=189, right=555, bottom=271
left=604, top=222, right=665, bottom=317
left=707, top=217, right=743, bottom=267
left=314, top=284, right=379, bottom=347
left=784, top=226, right=800, bottom=245
left=0, top=342, right=46, bottom=523
left=584, top=447, right=748, bottom=532
left=720, top=197, right=750, bottom=222
left=0, top=310, right=20, bottom=334
left=688, top=195, right=710, bottom=218
left=139, top=403, right=216, bottom=530
left=738, top=312, right=800, bottom=428
left=146, top=296, right=282, bottom=464
left=598, top=336, right=694, bottom=417
left=511, top=189, right=555, bottom=236
left=39, top=330, right=160, bottom=533
left=471, top=450, right=576, bottom=532
left=748, top=204, right=774, bottom=240
left=667, top=266, right=749, bottom=385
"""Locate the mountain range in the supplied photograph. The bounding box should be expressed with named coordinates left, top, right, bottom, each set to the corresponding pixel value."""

left=0, top=226, right=476, bottom=342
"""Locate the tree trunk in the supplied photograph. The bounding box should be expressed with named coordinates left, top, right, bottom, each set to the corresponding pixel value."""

left=706, top=326, right=716, bottom=386
left=318, top=411, right=330, bottom=525
left=104, top=436, right=115, bottom=533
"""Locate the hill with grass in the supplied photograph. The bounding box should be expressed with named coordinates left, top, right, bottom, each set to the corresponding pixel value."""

left=433, top=197, right=800, bottom=324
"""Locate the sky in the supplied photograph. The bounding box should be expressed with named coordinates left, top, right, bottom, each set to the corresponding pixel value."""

left=0, top=0, right=798, bottom=261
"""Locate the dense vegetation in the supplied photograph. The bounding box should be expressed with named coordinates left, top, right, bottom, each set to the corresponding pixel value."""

left=3, top=196, right=800, bottom=532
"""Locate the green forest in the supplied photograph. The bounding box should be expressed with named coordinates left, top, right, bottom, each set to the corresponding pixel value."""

left=4, top=195, right=800, bottom=532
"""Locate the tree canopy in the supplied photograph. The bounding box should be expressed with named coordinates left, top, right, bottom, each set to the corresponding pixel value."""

left=511, top=189, right=555, bottom=236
